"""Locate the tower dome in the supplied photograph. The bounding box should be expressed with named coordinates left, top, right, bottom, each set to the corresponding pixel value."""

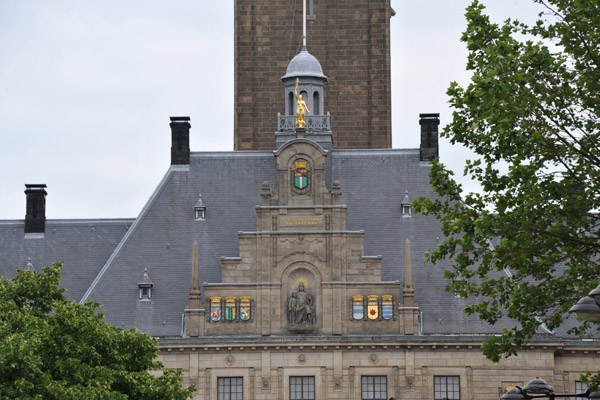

left=281, top=47, right=328, bottom=81
left=276, top=46, right=331, bottom=149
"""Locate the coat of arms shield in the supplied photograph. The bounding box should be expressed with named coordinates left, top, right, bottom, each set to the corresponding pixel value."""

left=352, top=295, right=364, bottom=320
left=382, top=295, right=393, bottom=320
left=210, top=296, right=221, bottom=322
left=367, top=295, right=379, bottom=320
left=294, top=160, right=308, bottom=190
left=240, top=296, right=251, bottom=321
left=224, top=296, right=236, bottom=321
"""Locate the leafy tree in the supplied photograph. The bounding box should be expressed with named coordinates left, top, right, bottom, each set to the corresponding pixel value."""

left=0, top=263, right=195, bottom=400
left=414, top=0, right=600, bottom=372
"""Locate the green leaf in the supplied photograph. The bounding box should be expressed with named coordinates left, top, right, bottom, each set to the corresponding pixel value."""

left=413, top=0, right=600, bottom=382
left=0, top=263, right=195, bottom=399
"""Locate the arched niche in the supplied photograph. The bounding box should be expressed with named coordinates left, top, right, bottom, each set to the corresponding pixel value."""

left=280, top=261, right=322, bottom=333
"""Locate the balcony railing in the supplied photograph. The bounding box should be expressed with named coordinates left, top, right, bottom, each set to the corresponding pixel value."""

left=277, top=113, right=331, bottom=131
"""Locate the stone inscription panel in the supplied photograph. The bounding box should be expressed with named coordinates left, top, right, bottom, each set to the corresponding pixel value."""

left=279, top=216, right=324, bottom=230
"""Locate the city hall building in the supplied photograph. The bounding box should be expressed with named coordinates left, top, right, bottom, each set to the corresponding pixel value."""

left=1, top=1, right=598, bottom=399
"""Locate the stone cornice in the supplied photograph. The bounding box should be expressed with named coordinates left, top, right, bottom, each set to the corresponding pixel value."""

left=158, top=335, right=600, bottom=356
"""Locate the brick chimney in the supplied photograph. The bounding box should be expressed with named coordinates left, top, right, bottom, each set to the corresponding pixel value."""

left=419, top=113, right=440, bottom=161
left=24, top=184, right=47, bottom=233
left=170, top=116, right=191, bottom=165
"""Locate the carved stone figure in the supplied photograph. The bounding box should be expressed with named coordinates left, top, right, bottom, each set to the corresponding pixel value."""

left=287, top=292, right=297, bottom=324
left=287, top=283, right=314, bottom=325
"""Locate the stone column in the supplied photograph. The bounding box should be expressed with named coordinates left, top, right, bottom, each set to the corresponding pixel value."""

left=421, top=366, right=429, bottom=400
left=277, top=367, right=284, bottom=399
left=261, top=350, right=271, bottom=392
left=466, top=366, right=473, bottom=400
left=406, top=349, right=415, bottom=389
left=321, top=367, right=328, bottom=399
left=204, top=368, right=211, bottom=400
left=334, top=350, right=343, bottom=391
left=349, top=367, right=355, bottom=399
left=249, top=368, right=256, bottom=400
left=392, top=366, right=399, bottom=398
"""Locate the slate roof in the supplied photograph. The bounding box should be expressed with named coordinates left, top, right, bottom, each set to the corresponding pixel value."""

left=0, top=219, right=132, bottom=301
left=0, top=143, right=589, bottom=339
left=281, top=47, right=328, bottom=81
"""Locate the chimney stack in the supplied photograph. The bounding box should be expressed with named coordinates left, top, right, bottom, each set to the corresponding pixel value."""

left=24, top=184, right=47, bottom=233
left=419, top=113, right=439, bottom=161
left=170, top=116, right=191, bottom=165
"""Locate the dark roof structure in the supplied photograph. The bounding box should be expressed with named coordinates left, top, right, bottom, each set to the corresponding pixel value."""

left=0, top=142, right=584, bottom=339
left=0, top=46, right=589, bottom=343
left=0, top=218, right=132, bottom=302
left=281, top=47, right=328, bottom=81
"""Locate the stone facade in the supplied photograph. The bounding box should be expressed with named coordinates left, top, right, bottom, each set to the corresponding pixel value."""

left=234, top=0, right=392, bottom=150
left=172, top=132, right=599, bottom=399
left=184, top=137, right=418, bottom=339
left=158, top=337, right=600, bottom=400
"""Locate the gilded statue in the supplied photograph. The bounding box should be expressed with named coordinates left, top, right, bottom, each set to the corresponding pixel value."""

left=295, top=77, right=310, bottom=128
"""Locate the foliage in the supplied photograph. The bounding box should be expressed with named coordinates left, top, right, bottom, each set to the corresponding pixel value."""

left=0, top=263, right=195, bottom=400
left=414, top=0, right=600, bottom=365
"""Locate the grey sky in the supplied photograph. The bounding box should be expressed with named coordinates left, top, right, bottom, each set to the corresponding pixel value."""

left=0, top=0, right=541, bottom=219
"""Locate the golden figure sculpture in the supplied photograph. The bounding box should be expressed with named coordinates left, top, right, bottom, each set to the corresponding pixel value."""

left=295, top=77, right=310, bottom=128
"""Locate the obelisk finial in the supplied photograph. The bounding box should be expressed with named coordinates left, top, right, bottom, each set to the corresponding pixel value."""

left=187, top=241, right=201, bottom=308
left=403, top=238, right=415, bottom=305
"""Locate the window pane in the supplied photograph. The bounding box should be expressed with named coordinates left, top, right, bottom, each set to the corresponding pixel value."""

left=576, top=381, right=588, bottom=400
left=362, top=376, right=387, bottom=400
left=218, top=377, right=243, bottom=400
left=434, top=376, right=460, bottom=400
left=290, top=376, right=315, bottom=400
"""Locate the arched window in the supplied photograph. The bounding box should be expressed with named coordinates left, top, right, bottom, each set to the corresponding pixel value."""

left=313, top=91, right=320, bottom=114
left=300, top=91, right=308, bottom=117
left=289, top=92, right=294, bottom=115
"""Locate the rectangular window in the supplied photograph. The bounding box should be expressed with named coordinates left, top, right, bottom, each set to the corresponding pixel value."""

left=576, top=381, right=588, bottom=400
left=290, top=376, right=315, bottom=400
left=218, top=377, right=243, bottom=400
left=434, top=376, right=460, bottom=400
left=361, top=375, right=388, bottom=400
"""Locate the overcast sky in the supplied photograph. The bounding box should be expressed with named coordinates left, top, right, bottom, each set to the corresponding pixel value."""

left=0, top=0, right=542, bottom=219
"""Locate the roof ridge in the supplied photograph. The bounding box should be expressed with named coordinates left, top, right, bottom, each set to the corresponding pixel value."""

left=79, top=165, right=186, bottom=304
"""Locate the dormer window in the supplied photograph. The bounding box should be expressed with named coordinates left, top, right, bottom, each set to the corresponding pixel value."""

left=401, top=191, right=412, bottom=218
left=23, top=257, right=36, bottom=273
left=194, top=194, right=206, bottom=220
left=138, top=269, right=153, bottom=300
left=402, top=204, right=412, bottom=217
